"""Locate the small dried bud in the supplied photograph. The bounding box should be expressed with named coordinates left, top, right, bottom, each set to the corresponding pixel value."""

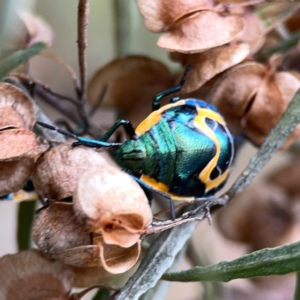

left=73, top=165, right=153, bottom=248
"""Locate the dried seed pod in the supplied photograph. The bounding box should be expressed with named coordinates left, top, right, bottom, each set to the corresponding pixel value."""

left=0, top=250, right=73, bottom=300
left=137, top=0, right=214, bottom=32
left=232, top=10, right=265, bottom=55
left=0, top=129, right=49, bottom=161
left=0, top=83, right=35, bottom=130
left=157, top=10, right=244, bottom=53
left=244, top=70, right=300, bottom=147
left=178, top=43, right=250, bottom=93
left=0, top=159, right=34, bottom=196
left=268, top=157, right=300, bottom=198
left=73, top=165, right=152, bottom=248
left=98, top=239, right=141, bottom=274
left=0, top=107, right=25, bottom=129
left=32, top=143, right=108, bottom=200
left=207, top=61, right=266, bottom=135
left=216, top=182, right=296, bottom=250
left=70, top=265, right=114, bottom=288
left=52, top=238, right=141, bottom=274
left=87, top=55, right=173, bottom=126
left=32, top=202, right=91, bottom=255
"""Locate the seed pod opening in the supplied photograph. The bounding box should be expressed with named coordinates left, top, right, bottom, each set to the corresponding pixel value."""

left=73, top=165, right=152, bottom=248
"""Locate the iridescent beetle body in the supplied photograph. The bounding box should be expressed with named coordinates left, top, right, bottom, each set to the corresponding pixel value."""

left=115, top=99, right=234, bottom=201
left=37, top=67, right=234, bottom=219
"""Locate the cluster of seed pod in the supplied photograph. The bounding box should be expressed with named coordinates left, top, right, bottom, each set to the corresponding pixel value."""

left=88, top=1, right=300, bottom=149
left=0, top=82, right=49, bottom=197
left=32, top=143, right=153, bottom=275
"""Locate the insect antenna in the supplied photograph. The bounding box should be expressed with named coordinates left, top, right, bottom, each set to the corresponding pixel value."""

left=36, top=121, right=79, bottom=139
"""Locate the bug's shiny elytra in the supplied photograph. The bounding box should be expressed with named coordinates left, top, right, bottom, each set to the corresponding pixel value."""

left=115, top=99, right=234, bottom=201
left=36, top=68, right=234, bottom=219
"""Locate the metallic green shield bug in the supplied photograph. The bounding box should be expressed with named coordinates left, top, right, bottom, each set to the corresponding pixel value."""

left=37, top=68, right=234, bottom=219
left=114, top=99, right=234, bottom=201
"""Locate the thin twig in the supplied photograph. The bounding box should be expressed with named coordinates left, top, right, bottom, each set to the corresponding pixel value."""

left=41, top=52, right=81, bottom=93
left=12, top=73, right=81, bottom=106
left=34, top=84, right=104, bottom=138
left=77, top=0, right=89, bottom=101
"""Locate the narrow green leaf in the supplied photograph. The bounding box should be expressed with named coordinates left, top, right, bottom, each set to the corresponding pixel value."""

left=294, top=272, right=300, bottom=300
left=92, top=288, right=110, bottom=300
left=0, top=42, right=46, bottom=81
left=162, top=241, right=300, bottom=282
left=17, top=200, right=36, bottom=250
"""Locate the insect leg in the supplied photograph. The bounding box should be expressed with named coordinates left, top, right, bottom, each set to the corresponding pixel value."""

left=100, top=119, right=138, bottom=141
left=152, top=65, right=192, bottom=111
left=36, top=122, right=121, bottom=148
left=129, top=175, right=176, bottom=220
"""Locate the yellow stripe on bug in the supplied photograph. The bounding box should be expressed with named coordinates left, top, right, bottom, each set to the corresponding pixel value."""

left=141, top=175, right=169, bottom=193
left=194, top=107, right=228, bottom=192
left=140, top=174, right=195, bottom=201
left=135, top=100, right=186, bottom=136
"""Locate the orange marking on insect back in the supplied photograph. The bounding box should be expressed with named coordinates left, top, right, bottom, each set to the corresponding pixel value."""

left=135, top=100, right=186, bottom=136
left=141, top=175, right=195, bottom=201
left=141, top=175, right=169, bottom=193
left=194, top=107, right=228, bottom=192
left=135, top=111, right=161, bottom=136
